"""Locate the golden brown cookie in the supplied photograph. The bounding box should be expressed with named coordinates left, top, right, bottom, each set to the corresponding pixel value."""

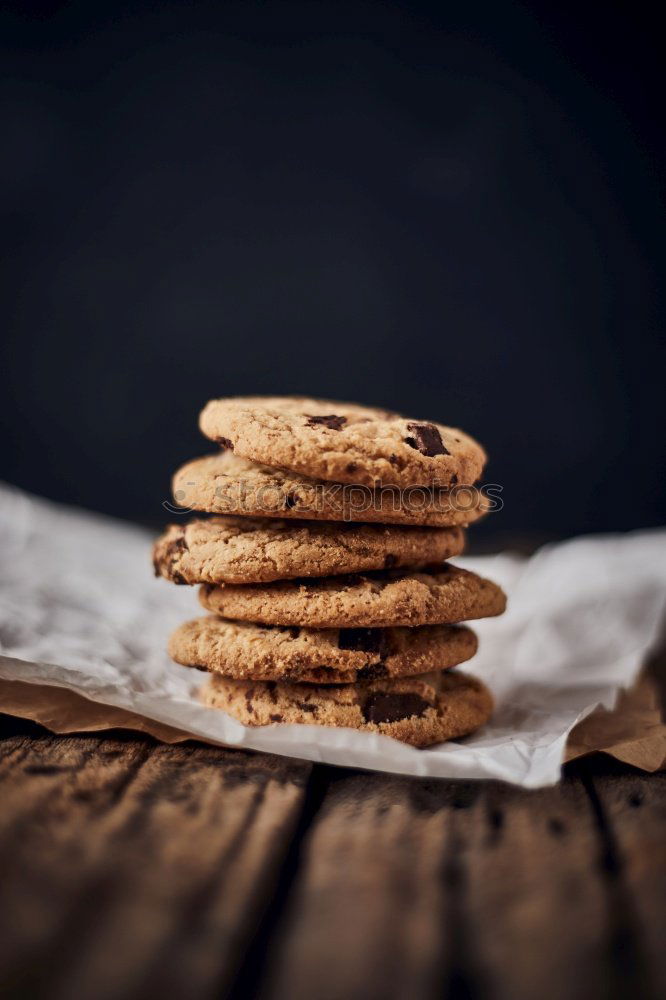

left=201, top=669, right=493, bottom=747
left=153, top=516, right=465, bottom=585
left=172, top=452, right=490, bottom=527
left=199, top=395, right=486, bottom=488
left=198, top=565, right=506, bottom=628
left=169, top=616, right=478, bottom=684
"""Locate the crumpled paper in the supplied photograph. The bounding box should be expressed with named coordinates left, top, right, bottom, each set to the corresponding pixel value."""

left=0, top=483, right=664, bottom=787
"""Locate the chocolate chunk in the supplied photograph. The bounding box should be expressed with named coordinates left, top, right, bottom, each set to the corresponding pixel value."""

left=404, top=422, right=450, bottom=457
left=269, top=713, right=283, bottom=723
left=357, top=663, right=388, bottom=680
left=285, top=492, right=300, bottom=510
left=266, top=682, right=278, bottom=703
left=338, top=627, right=387, bottom=654
left=362, top=692, right=430, bottom=724
left=306, top=414, right=347, bottom=430
left=216, top=437, right=234, bottom=450
left=162, top=533, right=189, bottom=584
left=421, top=561, right=453, bottom=574
left=306, top=666, right=338, bottom=681
left=287, top=626, right=300, bottom=639
left=297, top=702, right=317, bottom=713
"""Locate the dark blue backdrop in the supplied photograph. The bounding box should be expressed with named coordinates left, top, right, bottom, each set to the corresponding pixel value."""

left=1, top=1, right=663, bottom=540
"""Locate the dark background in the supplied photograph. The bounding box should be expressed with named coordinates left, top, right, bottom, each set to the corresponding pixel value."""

left=1, top=0, right=663, bottom=543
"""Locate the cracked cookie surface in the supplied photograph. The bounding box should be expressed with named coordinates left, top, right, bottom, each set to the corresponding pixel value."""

left=199, top=564, right=506, bottom=628
left=169, top=616, right=478, bottom=684
left=172, top=452, right=490, bottom=528
left=153, top=516, right=465, bottom=585
left=198, top=395, right=486, bottom=488
left=201, top=669, right=493, bottom=747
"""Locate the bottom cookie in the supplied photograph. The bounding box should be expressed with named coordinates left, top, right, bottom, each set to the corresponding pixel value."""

left=201, top=670, right=493, bottom=747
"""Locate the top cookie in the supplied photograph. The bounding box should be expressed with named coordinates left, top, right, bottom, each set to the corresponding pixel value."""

left=199, top=396, right=486, bottom=488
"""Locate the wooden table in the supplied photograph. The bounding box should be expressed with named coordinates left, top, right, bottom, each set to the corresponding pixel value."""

left=0, top=711, right=664, bottom=1000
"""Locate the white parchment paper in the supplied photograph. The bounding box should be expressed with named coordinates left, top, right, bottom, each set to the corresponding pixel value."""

left=0, top=482, right=664, bottom=787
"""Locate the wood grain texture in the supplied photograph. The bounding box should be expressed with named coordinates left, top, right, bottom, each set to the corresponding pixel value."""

left=0, top=718, right=664, bottom=1000
left=261, top=769, right=664, bottom=1000
left=0, top=726, right=310, bottom=1000
left=586, top=761, right=666, bottom=999
left=262, top=773, right=456, bottom=1000
left=457, top=774, right=610, bottom=1000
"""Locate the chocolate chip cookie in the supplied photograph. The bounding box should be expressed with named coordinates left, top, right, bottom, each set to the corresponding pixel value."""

left=153, top=516, right=465, bottom=585
left=199, top=395, right=486, bottom=488
left=201, top=669, right=493, bottom=747
left=172, top=452, right=490, bottom=527
left=198, top=565, right=506, bottom=628
left=169, top=616, right=478, bottom=684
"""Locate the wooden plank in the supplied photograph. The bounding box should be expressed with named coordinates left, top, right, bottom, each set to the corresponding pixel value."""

left=0, top=730, right=311, bottom=1000
left=586, top=762, right=666, bottom=999
left=260, top=768, right=623, bottom=1000
left=1, top=720, right=663, bottom=1000
left=259, top=771, right=457, bottom=1000
left=458, top=768, right=612, bottom=1000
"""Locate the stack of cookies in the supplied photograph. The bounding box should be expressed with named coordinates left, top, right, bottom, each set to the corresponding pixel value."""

left=154, top=397, right=506, bottom=747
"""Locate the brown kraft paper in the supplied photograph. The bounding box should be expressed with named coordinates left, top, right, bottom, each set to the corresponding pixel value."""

left=1, top=674, right=664, bottom=772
